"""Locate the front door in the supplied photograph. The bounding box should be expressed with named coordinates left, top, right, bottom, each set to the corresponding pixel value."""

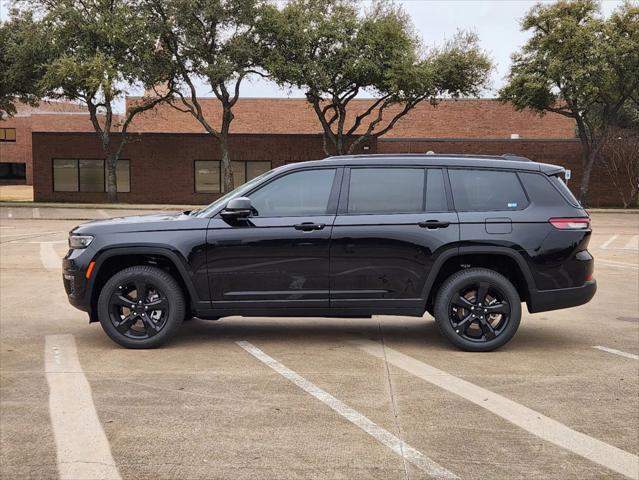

left=330, top=167, right=459, bottom=311
left=206, top=167, right=341, bottom=309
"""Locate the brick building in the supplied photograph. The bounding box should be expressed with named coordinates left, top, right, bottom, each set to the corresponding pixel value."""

left=0, top=100, right=97, bottom=184
left=3, top=96, right=625, bottom=206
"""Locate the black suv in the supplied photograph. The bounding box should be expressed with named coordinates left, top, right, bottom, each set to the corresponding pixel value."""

left=63, top=154, right=596, bottom=351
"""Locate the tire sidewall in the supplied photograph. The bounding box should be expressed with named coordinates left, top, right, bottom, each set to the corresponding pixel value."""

left=98, top=266, right=185, bottom=349
left=434, top=268, right=522, bottom=352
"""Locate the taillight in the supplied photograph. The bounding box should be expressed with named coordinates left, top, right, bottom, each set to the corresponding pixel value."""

left=549, top=218, right=591, bottom=230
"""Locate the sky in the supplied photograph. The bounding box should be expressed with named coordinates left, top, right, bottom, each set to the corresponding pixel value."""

left=0, top=0, right=625, bottom=100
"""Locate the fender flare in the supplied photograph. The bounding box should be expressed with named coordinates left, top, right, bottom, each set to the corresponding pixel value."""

left=87, top=245, right=202, bottom=308
left=420, top=246, right=536, bottom=308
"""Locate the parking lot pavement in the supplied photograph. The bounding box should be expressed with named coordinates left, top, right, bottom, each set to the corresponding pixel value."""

left=1, top=207, right=637, bottom=480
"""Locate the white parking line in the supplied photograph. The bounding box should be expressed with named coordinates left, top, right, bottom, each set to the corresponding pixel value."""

left=623, top=235, right=638, bottom=250
left=45, top=335, right=121, bottom=480
left=353, top=340, right=639, bottom=480
left=98, top=209, right=110, bottom=218
left=593, top=346, right=639, bottom=361
left=33, top=207, right=41, bottom=219
left=237, top=341, right=458, bottom=479
left=0, top=231, right=62, bottom=238
left=600, top=235, right=619, bottom=249
left=596, top=260, right=639, bottom=271
left=40, top=242, right=62, bottom=271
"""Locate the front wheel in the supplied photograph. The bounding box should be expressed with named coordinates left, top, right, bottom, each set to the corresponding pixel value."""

left=97, top=266, right=185, bottom=349
left=434, top=268, right=521, bottom=352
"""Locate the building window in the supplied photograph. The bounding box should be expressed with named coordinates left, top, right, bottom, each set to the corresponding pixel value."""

left=53, top=159, right=79, bottom=192
left=79, top=160, right=105, bottom=192
left=114, top=160, right=131, bottom=193
left=52, top=159, right=130, bottom=193
left=195, top=160, right=221, bottom=193
left=0, top=128, right=17, bottom=142
left=195, top=160, right=271, bottom=193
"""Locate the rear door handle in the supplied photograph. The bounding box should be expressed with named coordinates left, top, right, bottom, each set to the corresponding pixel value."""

left=418, top=220, right=450, bottom=229
left=294, top=222, right=326, bottom=231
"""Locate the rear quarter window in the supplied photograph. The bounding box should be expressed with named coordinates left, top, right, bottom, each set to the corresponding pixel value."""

left=549, top=175, right=581, bottom=207
left=519, top=172, right=573, bottom=207
left=449, top=169, right=529, bottom=211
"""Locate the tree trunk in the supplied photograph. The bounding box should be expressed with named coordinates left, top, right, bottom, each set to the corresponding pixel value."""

left=578, top=149, right=596, bottom=206
left=106, top=154, right=118, bottom=203
left=220, top=137, right=234, bottom=193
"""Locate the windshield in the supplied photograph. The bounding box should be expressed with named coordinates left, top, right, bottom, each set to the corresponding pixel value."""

left=192, top=170, right=273, bottom=218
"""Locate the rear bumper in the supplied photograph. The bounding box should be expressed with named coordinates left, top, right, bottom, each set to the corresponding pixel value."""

left=527, top=279, right=597, bottom=313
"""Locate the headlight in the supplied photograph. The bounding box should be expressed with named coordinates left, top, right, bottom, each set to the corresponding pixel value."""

left=69, top=235, right=94, bottom=249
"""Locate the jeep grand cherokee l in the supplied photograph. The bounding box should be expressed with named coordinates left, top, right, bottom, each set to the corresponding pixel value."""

left=63, top=154, right=596, bottom=351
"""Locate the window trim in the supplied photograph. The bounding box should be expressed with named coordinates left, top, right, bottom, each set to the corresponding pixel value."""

left=214, top=166, right=342, bottom=219
left=447, top=167, right=531, bottom=212
left=194, top=160, right=273, bottom=194
left=52, top=158, right=131, bottom=193
left=0, top=127, right=17, bottom=142
left=340, top=166, right=449, bottom=216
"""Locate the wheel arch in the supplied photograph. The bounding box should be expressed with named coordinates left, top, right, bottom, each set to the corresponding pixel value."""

left=87, top=247, right=199, bottom=322
left=422, top=247, right=535, bottom=314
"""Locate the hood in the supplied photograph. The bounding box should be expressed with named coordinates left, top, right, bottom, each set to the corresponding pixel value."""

left=71, top=211, right=207, bottom=235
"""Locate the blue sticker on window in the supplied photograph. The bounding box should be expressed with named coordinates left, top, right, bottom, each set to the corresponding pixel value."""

left=508, top=203, right=517, bottom=208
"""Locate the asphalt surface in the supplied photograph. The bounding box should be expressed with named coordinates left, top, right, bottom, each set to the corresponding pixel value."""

left=0, top=207, right=637, bottom=480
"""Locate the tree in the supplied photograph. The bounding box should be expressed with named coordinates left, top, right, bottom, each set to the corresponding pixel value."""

left=0, top=10, right=50, bottom=119
left=147, top=0, right=270, bottom=193
left=500, top=0, right=639, bottom=204
left=601, top=128, right=639, bottom=208
left=32, top=0, right=177, bottom=202
left=261, top=0, right=492, bottom=156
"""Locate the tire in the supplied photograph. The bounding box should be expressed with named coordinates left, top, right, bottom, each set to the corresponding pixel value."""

left=434, top=268, right=521, bottom=352
left=97, top=265, right=185, bottom=348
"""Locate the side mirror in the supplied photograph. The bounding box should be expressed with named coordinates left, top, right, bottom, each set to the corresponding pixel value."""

left=221, top=197, right=252, bottom=219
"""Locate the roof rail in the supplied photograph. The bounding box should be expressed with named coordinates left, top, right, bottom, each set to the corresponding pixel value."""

left=501, top=154, right=531, bottom=162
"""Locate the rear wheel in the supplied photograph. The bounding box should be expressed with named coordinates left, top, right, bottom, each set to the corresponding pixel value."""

left=97, top=266, right=185, bottom=348
left=434, top=268, right=521, bottom=352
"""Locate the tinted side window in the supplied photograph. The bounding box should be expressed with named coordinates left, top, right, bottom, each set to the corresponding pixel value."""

left=425, top=169, right=448, bottom=211
left=519, top=172, right=569, bottom=207
left=449, top=169, right=528, bottom=211
left=249, top=169, right=336, bottom=217
left=348, top=168, right=424, bottom=214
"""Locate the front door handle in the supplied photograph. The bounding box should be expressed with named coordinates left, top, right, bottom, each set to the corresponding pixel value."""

left=294, top=222, right=326, bottom=231
left=418, top=220, right=450, bottom=229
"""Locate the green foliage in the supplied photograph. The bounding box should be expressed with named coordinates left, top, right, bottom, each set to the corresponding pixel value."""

left=147, top=0, right=271, bottom=192
left=0, top=10, right=51, bottom=118
left=500, top=0, right=639, bottom=202
left=261, top=0, right=492, bottom=155
left=27, top=0, right=176, bottom=201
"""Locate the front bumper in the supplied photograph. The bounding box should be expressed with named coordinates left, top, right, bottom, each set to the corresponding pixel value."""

left=62, top=254, right=91, bottom=312
left=527, top=279, right=597, bottom=313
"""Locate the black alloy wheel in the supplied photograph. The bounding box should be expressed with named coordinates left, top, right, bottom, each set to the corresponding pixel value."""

left=434, top=268, right=521, bottom=352
left=97, top=266, right=185, bottom=348
left=108, top=280, right=169, bottom=339
left=449, top=281, right=511, bottom=342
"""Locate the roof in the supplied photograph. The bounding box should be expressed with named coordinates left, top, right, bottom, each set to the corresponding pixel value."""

left=126, top=97, right=577, bottom=140
left=275, top=153, right=564, bottom=175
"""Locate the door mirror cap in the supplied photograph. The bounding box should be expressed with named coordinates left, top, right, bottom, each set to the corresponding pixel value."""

left=221, top=197, right=252, bottom=219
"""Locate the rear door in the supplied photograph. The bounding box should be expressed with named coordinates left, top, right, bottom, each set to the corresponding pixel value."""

left=329, top=166, right=459, bottom=311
